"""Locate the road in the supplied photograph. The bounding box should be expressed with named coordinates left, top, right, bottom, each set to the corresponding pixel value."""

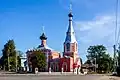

left=0, top=75, right=119, bottom=80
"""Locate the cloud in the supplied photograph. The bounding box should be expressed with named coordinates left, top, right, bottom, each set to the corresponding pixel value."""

left=71, top=0, right=116, bottom=11
left=74, top=14, right=120, bottom=59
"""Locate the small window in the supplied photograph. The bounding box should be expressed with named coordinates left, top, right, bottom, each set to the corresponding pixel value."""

left=66, top=43, right=70, bottom=51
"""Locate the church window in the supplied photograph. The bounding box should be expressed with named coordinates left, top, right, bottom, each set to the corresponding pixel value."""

left=66, top=43, right=70, bottom=51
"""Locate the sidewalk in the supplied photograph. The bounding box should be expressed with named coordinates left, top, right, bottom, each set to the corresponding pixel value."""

left=0, top=72, right=84, bottom=76
left=98, top=76, right=120, bottom=80
left=0, top=71, right=16, bottom=74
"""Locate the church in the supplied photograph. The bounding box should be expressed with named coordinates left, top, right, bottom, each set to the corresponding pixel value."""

left=26, top=4, right=81, bottom=73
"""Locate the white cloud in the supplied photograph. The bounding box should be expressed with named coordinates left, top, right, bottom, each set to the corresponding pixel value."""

left=74, top=14, right=120, bottom=60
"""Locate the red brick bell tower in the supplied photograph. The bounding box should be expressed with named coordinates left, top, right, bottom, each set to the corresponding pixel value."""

left=60, top=3, right=81, bottom=73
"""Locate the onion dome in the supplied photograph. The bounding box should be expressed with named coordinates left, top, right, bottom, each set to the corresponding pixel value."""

left=68, top=12, right=73, bottom=17
left=40, top=33, right=47, bottom=40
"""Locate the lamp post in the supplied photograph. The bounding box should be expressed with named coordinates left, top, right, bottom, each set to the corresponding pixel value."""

left=94, top=58, right=96, bottom=73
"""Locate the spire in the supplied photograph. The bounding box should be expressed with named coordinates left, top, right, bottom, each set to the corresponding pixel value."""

left=65, top=1, right=77, bottom=43
left=68, top=1, right=73, bottom=18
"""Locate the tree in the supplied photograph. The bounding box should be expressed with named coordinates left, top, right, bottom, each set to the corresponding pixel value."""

left=117, top=47, right=120, bottom=75
left=2, top=40, right=17, bottom=71
left=118, top=50, right=120, bottom=67
left=87, top=45, right=107, bottom=60
left=30, top=50, right=46, bottom=72
left=0, top=57, right=2, bottom=70
left=86, top=45, right=113, bottom=73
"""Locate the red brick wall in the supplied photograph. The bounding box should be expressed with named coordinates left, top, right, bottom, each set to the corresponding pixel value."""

left=60, top=58, right=70, bottom=72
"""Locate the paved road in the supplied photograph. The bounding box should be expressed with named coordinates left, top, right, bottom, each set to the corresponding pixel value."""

left=0, top=75, right=118, bottom=80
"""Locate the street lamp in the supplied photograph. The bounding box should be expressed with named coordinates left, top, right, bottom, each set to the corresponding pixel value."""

left=94, top=58, right=96, bottom=73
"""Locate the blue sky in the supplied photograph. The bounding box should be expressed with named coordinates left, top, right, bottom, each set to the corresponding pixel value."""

left=0, top=0, right=120, bottom=62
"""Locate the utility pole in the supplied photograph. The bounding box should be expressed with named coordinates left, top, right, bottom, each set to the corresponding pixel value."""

left=113, top=45, right=117, bottom=72
left=113, top=0, right=119, bottom=73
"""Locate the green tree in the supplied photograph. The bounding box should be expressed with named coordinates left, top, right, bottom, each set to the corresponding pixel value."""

left=30, top=50, right=46, bottom=72
left=118, top=50, right=120, bottom=67
left=117, top=48, right=120, bottom=75
left=87, top=45, right=113, bottom=73
left=2, top=40, right=16, bottom=71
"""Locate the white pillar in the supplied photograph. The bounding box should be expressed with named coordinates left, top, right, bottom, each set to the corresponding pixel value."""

left=27, top=66, right=29, bottom=71
left=74, top=68, right=77, bottom=74
left=49, top=67, right=51, bottom=74
left=61, top=67, right=63, bottom=74
left=78, top=67, right=81, bottom=74
left=35, top=68, right=38, bottom=74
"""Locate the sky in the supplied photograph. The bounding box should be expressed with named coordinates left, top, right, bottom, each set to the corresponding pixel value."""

left=0, top=0, right=120, bottom=62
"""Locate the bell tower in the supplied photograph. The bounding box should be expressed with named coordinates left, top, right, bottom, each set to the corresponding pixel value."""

left=63, top=3, right=78, bottom=58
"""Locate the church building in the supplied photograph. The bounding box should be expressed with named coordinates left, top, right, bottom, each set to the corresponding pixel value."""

left=26, top=32, right=60, bottom=72
left=49, top=4, right=81, bottom=73
left=26, top=4, right=81, bottom=73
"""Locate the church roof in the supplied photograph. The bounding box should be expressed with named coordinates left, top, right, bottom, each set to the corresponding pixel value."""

left=65, top=11, right=77, bottom=43
left=37, top=45, right=53, bottom=51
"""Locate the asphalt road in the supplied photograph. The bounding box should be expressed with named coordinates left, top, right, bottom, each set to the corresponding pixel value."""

left=0, top=75, right=115, bottom=80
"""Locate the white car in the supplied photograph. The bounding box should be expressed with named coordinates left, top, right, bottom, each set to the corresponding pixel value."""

left=112, top=72, right=117, bottom=75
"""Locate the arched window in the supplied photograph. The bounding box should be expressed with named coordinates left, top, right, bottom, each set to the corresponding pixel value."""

left=66, top=43, right=70, bottom=51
